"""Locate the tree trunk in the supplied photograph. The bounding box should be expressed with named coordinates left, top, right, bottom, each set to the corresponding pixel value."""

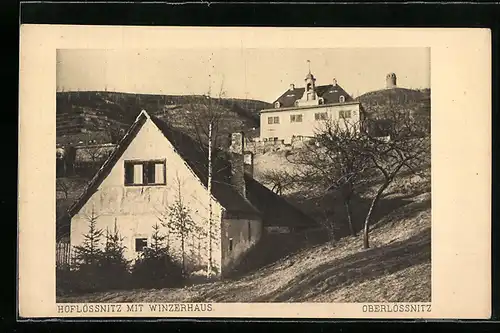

left=62, top=159, right=67, bottom=177
left=207, top=121, right=213, bottom=278
left=328, top=217, right=337, bottom=245
left=362, top=182, right=388, bottom=249
left=181, top=236, right=185, bottom=277
left=344, top=199, right=356, bottom=236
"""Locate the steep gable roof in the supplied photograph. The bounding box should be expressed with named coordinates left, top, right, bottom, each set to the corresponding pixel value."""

left=274, top=83, right=354, bottom=108
left=67, top=111, right=148, bottom=217
left=149, top=115, right=261, bottom=218
left=244, top=175, right=318, bottom=229
left=67, top=111, right=260, bottom=218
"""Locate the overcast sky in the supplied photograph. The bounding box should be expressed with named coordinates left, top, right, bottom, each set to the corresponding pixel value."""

left=57, top=48, right=430, bottom=102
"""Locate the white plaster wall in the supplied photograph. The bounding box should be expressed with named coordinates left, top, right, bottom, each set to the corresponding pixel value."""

left=70, top=117, right=224, bottom=273
left=220, top=218, right=262, bottom=273
left=260, top=103, right=361, bottom=143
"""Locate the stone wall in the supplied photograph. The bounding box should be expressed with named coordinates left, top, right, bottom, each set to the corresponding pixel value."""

left=244, top=136, right=312, bottom=155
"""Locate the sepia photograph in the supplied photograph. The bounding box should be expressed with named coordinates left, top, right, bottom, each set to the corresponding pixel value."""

left=18, top=26, right=490, bottom=319
left=54, top=47, right=431, bottom=304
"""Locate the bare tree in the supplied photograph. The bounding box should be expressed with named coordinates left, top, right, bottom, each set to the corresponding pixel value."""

left=285, top=117, right=370, bottom=237
left=182, top=81, right=228, bottom=278
left=104, top=123, right=126, bottom=144
left=184, top=82, right=228, bottom=156
left=56, top=178, right=70, bottom=200
left=358, top=108, right=430, bottom=248
left=283, top=107, right=429, bottom=248
left=259, top=169, right=296, bottom=196
left=161, top=176, right=203, bottom=277
left=76, top=137, right=114, bottom=175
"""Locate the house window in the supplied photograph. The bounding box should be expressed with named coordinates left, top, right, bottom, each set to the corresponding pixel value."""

left=274, top=101, right=281, bottom=108
left=268, top=116, right=280, bottom=125
left=339, top=95, right=345, bottom=103
left=124, top=160, right=166, bottom=186
left=339, top=110, right=352, bottom=119
left=315, top=112, right=328, bottom=121
left=248, top=222, right=252, bottom=241
left=135, top=237, right=148, bottom=252
left=290, top=114, right=303, bottom=123
left=229, top=238, right=233, bottom=252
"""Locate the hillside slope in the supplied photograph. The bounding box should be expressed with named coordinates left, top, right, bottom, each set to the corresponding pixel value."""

left=56, top=91, right=270, bottom=146
left=357, top=87, right=430, bottom=121
left=58, top=170, right=431, bottom=303
left=357, top=87, right=430, bottom=105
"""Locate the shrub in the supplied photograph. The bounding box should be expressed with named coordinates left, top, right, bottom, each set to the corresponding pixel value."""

left=98, top=222, right=131, bottom=290
left=56, top=268, right=77, bottom=296
left=131, top=252, right=184, bottom=289
left=56, top=263, right=107, bottom=295
left=130, top=222, right=185, bottom=289
left=59, top=213, right=132, bottom=294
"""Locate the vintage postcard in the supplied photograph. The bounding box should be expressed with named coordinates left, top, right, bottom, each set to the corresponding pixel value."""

left=18, top=26, right=491, bottom=319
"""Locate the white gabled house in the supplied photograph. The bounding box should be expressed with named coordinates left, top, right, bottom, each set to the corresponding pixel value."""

left=67, top=110, right=316, bottom=277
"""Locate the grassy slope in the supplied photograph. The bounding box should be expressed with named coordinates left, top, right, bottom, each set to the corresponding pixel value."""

left=58, top=171, right=431, bottom=303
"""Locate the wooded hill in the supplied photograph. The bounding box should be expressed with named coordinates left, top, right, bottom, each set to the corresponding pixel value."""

left=56, top=91, right=271, bottom=146
left=357, top=88, right=430, bottom=118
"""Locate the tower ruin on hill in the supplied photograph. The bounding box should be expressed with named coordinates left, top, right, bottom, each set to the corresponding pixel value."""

left=386, top=73, right=397, bottom=89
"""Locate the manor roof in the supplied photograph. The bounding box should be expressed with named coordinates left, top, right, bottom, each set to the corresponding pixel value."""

left=273, top=83, right=354, bottom=109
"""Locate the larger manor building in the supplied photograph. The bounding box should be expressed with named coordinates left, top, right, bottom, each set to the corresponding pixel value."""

left=260, top=70, right=364, bottom=144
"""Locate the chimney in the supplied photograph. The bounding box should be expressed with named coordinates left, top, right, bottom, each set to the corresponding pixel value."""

left=289, top=83, right=295, bottom=91
left=229, top=132, right=246, bottom=198
left=332, top=78, right=337, bottom=86
left=244, top=151, right=254, bottom=177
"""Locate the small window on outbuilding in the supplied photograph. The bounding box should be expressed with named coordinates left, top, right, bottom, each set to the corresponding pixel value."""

left=229, top=238, right=233, bottom=252
left=135, top=237, right=148, bottom=252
